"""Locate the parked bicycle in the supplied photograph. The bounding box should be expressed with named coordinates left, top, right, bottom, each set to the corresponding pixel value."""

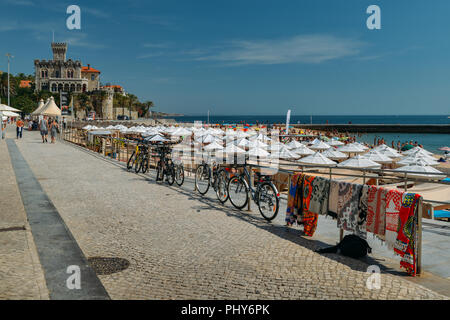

left=195, top=160, right=229, bottom=204
left=127, top=139, right=149, bottom=174
left=227, top=163, right=280, bottom=221
left=154, top=144, right=176, bottom=185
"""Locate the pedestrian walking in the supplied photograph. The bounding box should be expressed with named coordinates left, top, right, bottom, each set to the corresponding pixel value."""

left=16, top=118, right=24, bottom=139
left=39, top=116, right=49, bottom=143
left=50, top=118, right=59, bottom=144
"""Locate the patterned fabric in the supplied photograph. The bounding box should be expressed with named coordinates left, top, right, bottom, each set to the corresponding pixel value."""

left=385, top=189, right=403, bottom=249
left=357, top=185, right=370, bottom=238
left=309, top=176, right=330, bottom=216
left=301, top=175, right=319, bottom=237
left=394, top=193, right=420, bottom=276
left=285, top=174, right=302, bottom=225
left=328, top=180, right=339, bottom=217
left=337, top=182, right=364, bottom=236
left=366, top=186, right=388, bottom=236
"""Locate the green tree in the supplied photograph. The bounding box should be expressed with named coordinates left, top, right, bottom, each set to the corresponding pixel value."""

left=13, top=95, right=35, bottom=114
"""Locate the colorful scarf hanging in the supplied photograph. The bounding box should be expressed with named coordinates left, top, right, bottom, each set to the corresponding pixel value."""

left=301, top=175, right=319, bottom=237
left=337, top=182, right=364, bottom=237
left=366, top=186, right=388, bottom=236
left=394, top=193, right=420, bottom=276
left=285, top=174, right=303, bottom=225
left=309, top=176, right=330, bottom=216
left=385, top=189, right=403, bottom=250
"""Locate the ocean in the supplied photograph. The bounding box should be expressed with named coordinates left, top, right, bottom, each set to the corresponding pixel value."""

left=171, top=115, right=449, bottom=154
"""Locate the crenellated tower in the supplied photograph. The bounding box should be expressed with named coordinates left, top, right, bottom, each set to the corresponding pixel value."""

left=51, top=42, right=67, bottom=62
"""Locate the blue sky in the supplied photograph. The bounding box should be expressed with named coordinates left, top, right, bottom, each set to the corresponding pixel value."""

left=1, top=0, right=449, bottom=115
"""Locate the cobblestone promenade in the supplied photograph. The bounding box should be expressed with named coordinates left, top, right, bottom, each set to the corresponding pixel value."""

left=1, top=128, right=448, bottom=299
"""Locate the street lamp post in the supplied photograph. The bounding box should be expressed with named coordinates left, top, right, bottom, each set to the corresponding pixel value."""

left=6, top=53, right=14, bottom=107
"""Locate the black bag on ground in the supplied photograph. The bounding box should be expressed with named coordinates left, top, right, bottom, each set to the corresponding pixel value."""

left=316, top=235, right=372, bottom=259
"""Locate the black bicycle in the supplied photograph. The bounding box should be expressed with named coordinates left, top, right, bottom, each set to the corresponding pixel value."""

left=227, top=163, right=280, bottom=221
left=154, top=144, right=176, bottom=185
left=195, top=160, right=229, bottom=204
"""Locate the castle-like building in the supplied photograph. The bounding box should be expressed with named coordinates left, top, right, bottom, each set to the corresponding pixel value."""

left=34, top=43, right=100, bottom=93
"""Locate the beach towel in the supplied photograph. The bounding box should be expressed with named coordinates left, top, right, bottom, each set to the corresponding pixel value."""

left=337, top=182, right=364, bottom=236
left=328, top=180, right=339, bottom=218
left=385, top=189, right=403, bottom=249
left=394, top=193, right=421, bottom=276
left=366, top=186, right=388, bottom=237
left=301, top=175, right=319, bottom=237
left=309, top=176, right=330, bottom=216
left=357, top=185, right=369, bottom=238
left=285, top=174, right=303, bottom=225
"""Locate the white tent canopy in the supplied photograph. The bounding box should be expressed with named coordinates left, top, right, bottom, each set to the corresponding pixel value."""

left=1, top=111, right=20, bottom=117
left=0, top=104, right=21, bottom=112
left=39, top=97, right=61, bottom=117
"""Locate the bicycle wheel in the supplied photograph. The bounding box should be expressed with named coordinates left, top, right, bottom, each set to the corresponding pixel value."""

left=127, top=151, right=136, bottom=170
left=134, top=153, right=142, bottom=173
left=195, top=165, right=210, bottom=195
left=140, top=155, right=149, bottom=174
left=256, top=182, right=280, bottom=221
left=175, top=164, right=185, bottom=186
left=215, top=169, right=229, bottom=204
left=227, top=176, right=249, bottom=210
left=167, top=162, right=175, bottom=186
left=156, top=161, right=164, bottom=181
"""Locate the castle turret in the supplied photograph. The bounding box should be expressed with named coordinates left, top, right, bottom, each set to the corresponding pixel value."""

left=51, top=42, right=67, bottom=62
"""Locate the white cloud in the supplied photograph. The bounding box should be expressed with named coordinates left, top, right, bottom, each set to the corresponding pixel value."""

left=193, top=34, right=365, bottom=66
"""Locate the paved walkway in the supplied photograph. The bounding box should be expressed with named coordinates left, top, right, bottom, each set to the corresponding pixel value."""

left=0, top=129, right=48, bottom=299
left=2, top=126, right=449, bottom=299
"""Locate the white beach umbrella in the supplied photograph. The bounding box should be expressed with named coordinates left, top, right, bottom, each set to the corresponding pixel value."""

left=394, top=162, right=446, bottom=179
left=310, top=140, right=331, bottom=150
left=204, top=140, right=224, bottom=151
left=248, top=139, right=268, bottom=149
left=223, top=144, right=246, bottom=154
left=171, top=127, right=192, bottom=136
left=337, top=143, right=365, bottom=154
left=397, top=154, right=439, bottom=166
left=374, top=144, right=402, bottom=157
left=298, top=152, right=337, bottom=166
left=145, top=134, right=169, bottom=142
left=322, top=148, right=348, bottom=160
left=235, top=138, right=250, bottom=148
left=403, top=148, right=436, bottom=160
left=270, top=148, right=299, bottom=160
left=292, top=144, right=315, bottom=156
left=286, top=140, right=303, bottom=150
left=354, top=142, right=369, bottom=150
left=337, top=155, right=381, bottom=169
left=402, top=146, right=433, bottom=156
left=328, top=139, right=344, bottom=146
left=253, top=133, right=272, bottom=142
left=362, top=149, right=393, bottom=164
left=247, top=147, right=270, bottom=158
left=268, top=142, right=289, bottom=152
left=196, top=134, right=216, bottom=144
